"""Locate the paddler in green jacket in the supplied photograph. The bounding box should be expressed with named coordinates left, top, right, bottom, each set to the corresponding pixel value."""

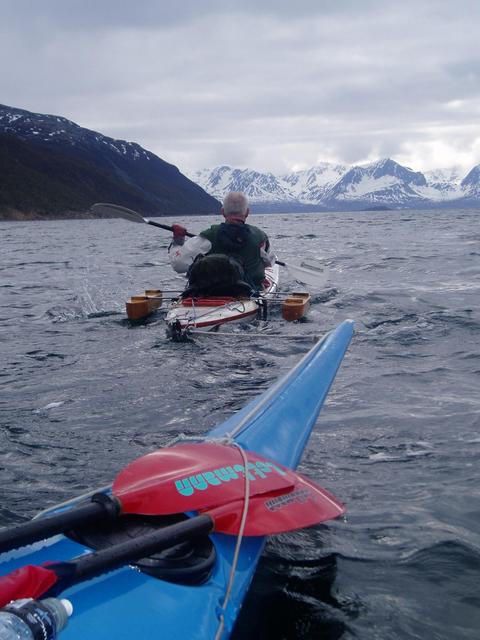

left=169, top=192, right=276, bottom=293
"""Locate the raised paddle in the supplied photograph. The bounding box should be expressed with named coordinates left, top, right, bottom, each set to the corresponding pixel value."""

left=90, top=203, right=329, bottom=287
left=0, top=443, right=302, bottom=554
left=91, top=202, right=195, bottom=237
left=0, top=475, right=344, bottom=606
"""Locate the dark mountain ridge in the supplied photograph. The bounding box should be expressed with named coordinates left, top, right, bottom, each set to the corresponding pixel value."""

left=0, top=104, right=220, bottom=220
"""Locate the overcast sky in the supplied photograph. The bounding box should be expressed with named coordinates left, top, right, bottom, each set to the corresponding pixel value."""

left=1, top=0, right=480, bottom=175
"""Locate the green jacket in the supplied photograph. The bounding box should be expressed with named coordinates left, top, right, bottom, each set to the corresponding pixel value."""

left=199, top=222, right=268, bottom=286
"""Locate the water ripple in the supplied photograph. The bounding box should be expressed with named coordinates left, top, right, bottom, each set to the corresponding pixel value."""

left=1, top=211, right=479, bottom=639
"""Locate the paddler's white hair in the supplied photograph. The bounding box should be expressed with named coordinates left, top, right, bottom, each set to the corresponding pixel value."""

left=223, top=192, right=249, bottom=217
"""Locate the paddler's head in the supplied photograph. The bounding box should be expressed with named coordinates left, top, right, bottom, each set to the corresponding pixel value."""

left=221, top=191, right=249, bottom=224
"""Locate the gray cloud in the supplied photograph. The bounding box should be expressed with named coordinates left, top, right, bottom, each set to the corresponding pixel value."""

left=1, top=1, right=479, bottom=174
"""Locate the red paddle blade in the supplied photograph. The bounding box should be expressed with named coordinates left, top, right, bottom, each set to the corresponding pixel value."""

left=207, top=474, right=345, bottom=536
left=113, top=443, right=296, bottom=515
left=0, top=564, right=59, bottom=607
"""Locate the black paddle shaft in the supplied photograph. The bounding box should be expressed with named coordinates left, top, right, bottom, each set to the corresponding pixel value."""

left=147, top=219, right=195, bottom=237
left=0, top=494, right=120, bottom=554
left=67, top=514, right=214, bottom=585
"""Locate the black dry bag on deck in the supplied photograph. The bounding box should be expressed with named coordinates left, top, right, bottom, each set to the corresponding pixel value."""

left=185, top=253, right=252, bottom=296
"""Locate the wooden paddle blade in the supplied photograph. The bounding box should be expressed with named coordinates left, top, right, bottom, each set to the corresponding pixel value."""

left=113, top=443, right=296, bottom=515
left=208, top=474, right=345, bottom=536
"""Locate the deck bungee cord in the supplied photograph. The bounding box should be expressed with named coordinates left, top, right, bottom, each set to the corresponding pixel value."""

left=213, top=443, right=251, bottom=640
left=184, top=299, right=250, bottom=326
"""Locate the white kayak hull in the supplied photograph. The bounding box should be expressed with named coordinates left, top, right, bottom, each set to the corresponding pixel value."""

left=165, top=265, right=279, bottom=336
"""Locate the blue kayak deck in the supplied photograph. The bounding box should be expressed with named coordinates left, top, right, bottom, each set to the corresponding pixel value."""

left=0, top=320, right=354, bottom=639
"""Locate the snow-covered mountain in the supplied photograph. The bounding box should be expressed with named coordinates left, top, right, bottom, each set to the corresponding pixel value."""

left=0, top=105, right=156, bottom=164
left=327, top=158, right=427, bottom=205
left=418, top=166, right=464, bottom=201
left=189, top=163, right=346, bottom=207
left=190, top=166, right=295, bottom=204
left=279, top=163, right=347, bottom=203
left=190, top=159, right=480, bottom=211
left=461, top=165, right=480, bottom=199
left=424, top=166, right=463, bottom=188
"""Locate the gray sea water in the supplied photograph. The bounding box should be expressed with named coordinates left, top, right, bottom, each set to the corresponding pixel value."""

left=1, top=209, right=479, bottom=639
